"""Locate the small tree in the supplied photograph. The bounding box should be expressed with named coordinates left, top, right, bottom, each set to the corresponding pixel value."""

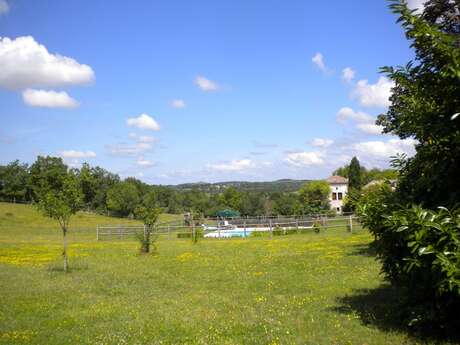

left=134, top=191, right=161, bottom=253
left=35, top=172, right=82, bottom=273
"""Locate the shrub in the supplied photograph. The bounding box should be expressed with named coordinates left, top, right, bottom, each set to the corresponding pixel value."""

left=358, top=189, right=460, bottom=330
left=312, top=221, right=322, bottom=233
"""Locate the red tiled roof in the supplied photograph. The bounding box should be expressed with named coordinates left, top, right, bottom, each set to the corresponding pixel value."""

left=326, top=175, right=348, bottom=184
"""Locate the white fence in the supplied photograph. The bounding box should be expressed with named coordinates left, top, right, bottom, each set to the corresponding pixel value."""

left=96, top=214, right=361, bottom=241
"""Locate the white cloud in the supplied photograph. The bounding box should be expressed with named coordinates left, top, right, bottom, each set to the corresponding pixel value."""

left=356, top=123, right=384, bottom=135
left=126, top=113, right=160, bottom=131
left=337, top=107, right=372, bottom=123
left=0, top=0, right=9, bottom=15
left=407, top=0, right=425, bottom=13
left=58, top=150, right=96, bottom=159
left=312, top=53, right=325, bottom=70
left=353, top=138, right=417, bottom=159
left=284, top=151, right=324, bottom=167
left=351, top=76, right=393, bottom=108
left=170, top=99, right=185, bottom=108
left=22, top=88, right=79, bottom=108
left=128, top=133, right=156, bottom=143
left=194, top=75, right=219, bottom=91
left=107, top=142, right=153, bottom=157
left=311, top=138, right=334, bottom=148
left=0, top=36, right=94, bottom=90
left=312, top=52, right=332, bottom=74
left=342, top=67, right=355, bottom=83
left=207, top=159, right=252, bottom=172
left=136, top=158, right=154, bottom=167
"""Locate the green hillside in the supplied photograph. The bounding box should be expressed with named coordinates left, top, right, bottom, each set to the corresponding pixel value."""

left=169, top=179, right=311, bottom=193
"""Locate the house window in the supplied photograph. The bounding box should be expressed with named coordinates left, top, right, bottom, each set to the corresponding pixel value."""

left=338, top=192, right=343, bottom=200
left=336, top=207, right=340, bottom=212
left=332, top=192, right=337, bottom=200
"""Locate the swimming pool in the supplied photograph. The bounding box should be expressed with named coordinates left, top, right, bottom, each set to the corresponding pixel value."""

left=203, top=225, right=313, bottom=238
left=204, top=228, right=253, bottom=238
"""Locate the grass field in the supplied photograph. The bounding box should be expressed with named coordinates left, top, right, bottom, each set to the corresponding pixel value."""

left=0, top=202, right=451, bottom=345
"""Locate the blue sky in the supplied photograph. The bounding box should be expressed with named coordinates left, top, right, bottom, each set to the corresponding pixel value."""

left=0, top=0, right=423, bottom=184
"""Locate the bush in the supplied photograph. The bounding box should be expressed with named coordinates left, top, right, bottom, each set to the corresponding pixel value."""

left=312, top=221, right=322, bottom=233
left=358, top=189, right=460, bottom=331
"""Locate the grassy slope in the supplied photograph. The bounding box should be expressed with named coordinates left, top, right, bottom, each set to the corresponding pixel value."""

left=0, top=203, right=448, bottom=345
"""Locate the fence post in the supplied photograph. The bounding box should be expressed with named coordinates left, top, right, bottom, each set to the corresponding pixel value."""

left=96, top=226, right=99, bottom=241
left=168, top=225, right=171, bottom=240
left=192, top=220, right=196, bottom=243
left=143, top=225, right=146, bottom=242
left=119, top=225, right=122, bottom=239
left=218, top=221, right=221, bottom=239
left=296, top=219, right=299, bottom=234
left=349, top=215, right=353, bottom=233
left=244, top=221, right=247, bottom=238
left=269, top=219, right=273, bottom=239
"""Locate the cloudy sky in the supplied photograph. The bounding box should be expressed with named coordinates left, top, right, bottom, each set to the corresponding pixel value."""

left=0, top=0, right=423, bottom=184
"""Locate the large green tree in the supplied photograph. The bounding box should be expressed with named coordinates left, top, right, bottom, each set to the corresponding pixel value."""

left=377, top=0, right=460, bottom=208
left=348, top=157, right=363, bottom=190
left=106, top=181, right=140, bottom=217
left=0, top=160, right=30, bottom=202
left=357, top=0, right=460, bottom=332
left=29, top=156, right=68, bottom=201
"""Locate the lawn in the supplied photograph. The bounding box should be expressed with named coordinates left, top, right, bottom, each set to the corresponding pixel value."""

left=0, top=203, right=449, bottom=345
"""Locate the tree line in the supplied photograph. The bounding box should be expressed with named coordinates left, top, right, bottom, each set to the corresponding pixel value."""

left=0, top=156, right=396, bottom=218
left=0, top=157, right=336, bottom=218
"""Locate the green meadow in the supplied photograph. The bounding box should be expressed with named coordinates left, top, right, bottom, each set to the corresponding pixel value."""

left=0, top=202, right=450, bottom=345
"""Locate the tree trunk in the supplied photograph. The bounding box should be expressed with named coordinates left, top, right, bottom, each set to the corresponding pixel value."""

left=141, top=225, right=150, bottom=253
left=63, top=227, right=68, bottom=273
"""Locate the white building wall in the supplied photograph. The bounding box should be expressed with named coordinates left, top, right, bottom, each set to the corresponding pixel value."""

left=329, top=183, right=348, bottom=213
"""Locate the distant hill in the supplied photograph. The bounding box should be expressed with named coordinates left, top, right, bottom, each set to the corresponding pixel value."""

left=168, top=179, right=312, bottom=193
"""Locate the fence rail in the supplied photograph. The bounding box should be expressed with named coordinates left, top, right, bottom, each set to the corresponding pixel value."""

left=96, top=215, right=362, bottom=241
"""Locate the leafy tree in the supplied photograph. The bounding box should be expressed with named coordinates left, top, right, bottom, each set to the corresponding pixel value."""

left=134, top=191, right=161, bottom=253
left=377, top=0, right=460, bottom=208
left=106, top=181, right=140, bottom=217
left=239, top=191, right=266, bottom=216
left=76, top=163, right=97, bottom=210
left=0, top=160, right=30, bottom=202
left=218, top=187, right=242, bottom=211
left=298, top=181, right=330, bottom=214
left=358, top=0, right=460, bottom=332
left=90, top=166, right=120, bottom=212
left=273, top=192, right=298, bottom=215
left=348, top=157, right=362, bottom=190
left=29, top=156, right=68, bottom=201
left=34, top=169, right=82, bottom=273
